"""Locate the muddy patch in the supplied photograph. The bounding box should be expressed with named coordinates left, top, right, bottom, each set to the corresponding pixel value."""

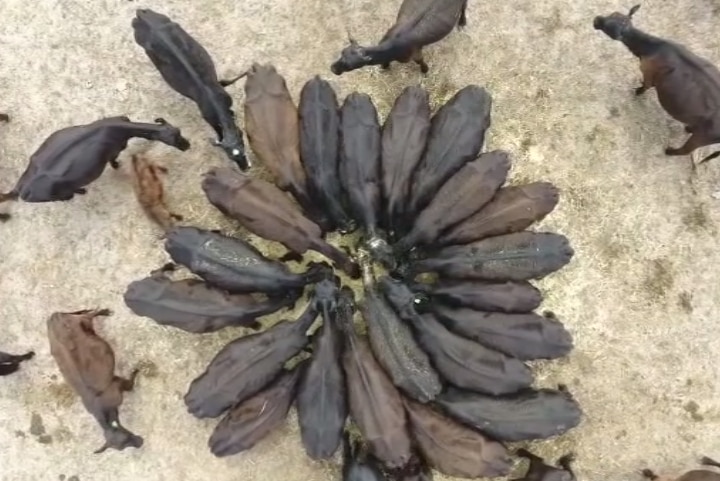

left=683, top=400, right=704, bottom=422
left=29, top=413, right=53, bottom=444
left=47, top=382, right=76, bottom=408
left=643, top=258, right=674, bottom=301
left=425, top=77, right=460, bottom=110
left=520, top=134, right=536, bottom=154
left=136, top=359, right=160, bottom=378
left=677, top=291, right=693, bottom=313
left=681, top=202, right=709, bottom=233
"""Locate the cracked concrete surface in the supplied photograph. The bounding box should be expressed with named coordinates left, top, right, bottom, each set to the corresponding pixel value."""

left=2, top=0, right=720, bottom=480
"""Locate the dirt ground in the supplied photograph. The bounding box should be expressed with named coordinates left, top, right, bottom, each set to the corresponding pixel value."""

left=2, top=0, right=720, bottom=480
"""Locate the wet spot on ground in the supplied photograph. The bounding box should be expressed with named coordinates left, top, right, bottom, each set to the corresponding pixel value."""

left=643, top=258, right=674, bottom=301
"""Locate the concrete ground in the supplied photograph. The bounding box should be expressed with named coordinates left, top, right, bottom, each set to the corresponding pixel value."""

left=2, top=0, right=720, bottom=480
